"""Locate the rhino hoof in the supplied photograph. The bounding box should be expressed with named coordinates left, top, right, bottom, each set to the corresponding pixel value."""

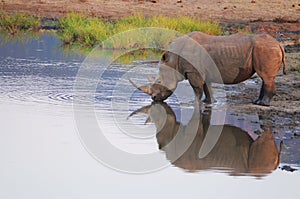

left=202, top=98, right=216, bottom=104
left=253, top=99, right=270, bottom=106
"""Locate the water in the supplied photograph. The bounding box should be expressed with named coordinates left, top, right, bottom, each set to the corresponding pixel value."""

left=0, top=33, right=299, bottom=198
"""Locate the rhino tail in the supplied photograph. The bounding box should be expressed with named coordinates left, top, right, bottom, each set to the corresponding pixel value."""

left=278, top=141, right=283, bottom=166
left=280, top=45, right=286, bottom=75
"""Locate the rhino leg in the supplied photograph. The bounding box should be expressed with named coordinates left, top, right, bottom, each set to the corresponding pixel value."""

left=203, top=82, right=215, bottom=104
left=186, top=72, right=204, bottom=104
left=253, top=80, right=275, bottom=106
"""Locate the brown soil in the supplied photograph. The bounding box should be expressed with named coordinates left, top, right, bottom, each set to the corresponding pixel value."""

left=1, top=0, right=299, bottom=21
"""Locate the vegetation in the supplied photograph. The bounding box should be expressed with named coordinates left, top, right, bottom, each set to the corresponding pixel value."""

left=58, top=13, right=110, bottom=47
left=0, top=12, right=41, bottom=34
left=0, top=12, right=222, bottom=49
left=58, top=13, right=222, bottom=48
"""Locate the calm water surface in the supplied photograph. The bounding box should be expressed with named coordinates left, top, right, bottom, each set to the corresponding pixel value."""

left=0, top=33, right=299, bottom=198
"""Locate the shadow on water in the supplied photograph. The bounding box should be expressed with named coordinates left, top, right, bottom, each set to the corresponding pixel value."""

left=129, top=102, right=284, bottom=177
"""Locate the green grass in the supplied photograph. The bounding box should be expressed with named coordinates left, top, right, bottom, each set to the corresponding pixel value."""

left=0, top=12, right=41, bottom=34
left=58, top=13, right=110, bottom=46
left=0, top=12, right=222, bottom=49
left=58, top=13, right=222, bottom=49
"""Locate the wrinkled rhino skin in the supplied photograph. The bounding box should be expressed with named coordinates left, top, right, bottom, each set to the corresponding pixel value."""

left=132, top=32, right=286, bottom=106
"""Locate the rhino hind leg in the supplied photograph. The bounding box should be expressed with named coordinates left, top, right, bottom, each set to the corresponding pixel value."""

left=202, top=82, right=216, bottom=104
left=253, top=80, right=275, bottom=106
left=253, top=82, right=265, bottom=105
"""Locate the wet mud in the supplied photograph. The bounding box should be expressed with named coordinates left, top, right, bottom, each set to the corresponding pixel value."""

left=215, top=68, right=300, bottom=168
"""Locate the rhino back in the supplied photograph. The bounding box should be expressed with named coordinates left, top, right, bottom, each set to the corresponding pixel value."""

left=191, top=33, right=256, bottom=84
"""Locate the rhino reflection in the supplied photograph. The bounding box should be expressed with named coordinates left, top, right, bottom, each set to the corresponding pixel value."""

left=130, top=103, right=281, bottom=176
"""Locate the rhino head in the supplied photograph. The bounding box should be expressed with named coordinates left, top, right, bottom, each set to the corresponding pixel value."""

left=130, top=51, right=185, bottom=102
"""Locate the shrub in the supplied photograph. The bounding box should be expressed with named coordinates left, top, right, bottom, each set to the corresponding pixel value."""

left=0, top=12, right=41, bottom=34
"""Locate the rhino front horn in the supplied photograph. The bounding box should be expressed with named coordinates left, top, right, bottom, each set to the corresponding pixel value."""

left=129, top=79, right=153, bottom=95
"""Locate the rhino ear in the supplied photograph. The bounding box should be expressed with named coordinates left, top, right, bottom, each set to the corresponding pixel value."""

left=162, top=52, right=170, bottom=62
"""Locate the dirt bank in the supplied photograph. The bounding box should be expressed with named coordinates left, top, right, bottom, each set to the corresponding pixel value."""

left=1, top=1, right=300, bottom=21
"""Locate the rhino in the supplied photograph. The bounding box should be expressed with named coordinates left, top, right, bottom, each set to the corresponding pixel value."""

left=130, top=32, right=286, bottom=106
left=129, top=103, right=282, bottom=176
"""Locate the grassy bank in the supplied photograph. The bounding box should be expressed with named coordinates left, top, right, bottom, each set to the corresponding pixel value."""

left=58, top=13, right=222, bottom=48
left=0, top=12, right=41, bottom=34
left=0, top=12, right=222, bottom=49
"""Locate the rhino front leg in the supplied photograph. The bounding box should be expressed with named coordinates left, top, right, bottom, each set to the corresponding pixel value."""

left=253, top=80, right=275, bottom=106
left=203, top=82, right=215, bottom=104
left=186, top=72, right=204, bottom=104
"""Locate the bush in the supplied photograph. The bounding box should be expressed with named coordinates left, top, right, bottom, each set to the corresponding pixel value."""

left=0, top=12, right=41, bottom=34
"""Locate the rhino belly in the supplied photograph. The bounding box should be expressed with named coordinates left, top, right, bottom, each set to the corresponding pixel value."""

left=205, top=45, right=254, bottom=84
left=219, top=64, right=255, bottom=84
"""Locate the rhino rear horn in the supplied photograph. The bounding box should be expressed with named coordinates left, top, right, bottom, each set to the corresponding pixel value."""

left=129, top=79, right=152, bottom=95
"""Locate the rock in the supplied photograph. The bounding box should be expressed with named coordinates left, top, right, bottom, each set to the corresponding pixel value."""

left=251, top=0, right=256, bottom=3
left=280, top=165, right=298, bottom=172
left=177, top=0, right=182, bottom=3
left=294, top=133, right=300, bottom=138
